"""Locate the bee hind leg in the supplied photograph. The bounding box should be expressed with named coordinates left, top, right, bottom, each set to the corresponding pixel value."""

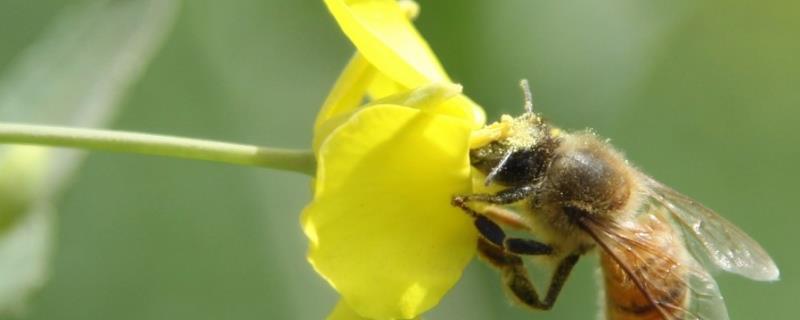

left=478, top=238, right=580, bottom=310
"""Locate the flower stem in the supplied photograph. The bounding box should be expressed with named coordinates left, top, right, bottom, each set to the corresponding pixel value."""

left=0, top=123, right=315, bottom=176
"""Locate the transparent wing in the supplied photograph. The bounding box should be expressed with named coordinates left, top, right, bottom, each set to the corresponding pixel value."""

left=581, top=209, right=729, bottom=320
left=642, top=175, right=780, bottom=281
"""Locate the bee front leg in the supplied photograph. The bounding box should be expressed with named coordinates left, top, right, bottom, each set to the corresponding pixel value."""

left=453, top=185, right=535, bottom=206
left=452, top=186, right=550, bottom=254
left=478, top=238, right=580, bottom=310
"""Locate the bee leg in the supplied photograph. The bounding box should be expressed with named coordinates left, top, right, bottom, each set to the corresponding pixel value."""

left=477, top=237, right=552, bottom=264
left=454, top=201, right=551, bottom=254
left=484, top=205, right=530, bottom=231
left=452, top=189, right=550, bottom=253
left=506, top=253, right=580, bottom=310
left=479, top=237, right=580, bottom=310
left=505, top=238, right=553, bottom=255
left=477, top=237, right=517, bottom=267
left=453, top=185, right=535, bottom=206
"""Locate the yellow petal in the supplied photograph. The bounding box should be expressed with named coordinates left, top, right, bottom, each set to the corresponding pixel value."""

left=314, top=53, right=377, bottom=143
left=302, top=105, right=476, bottom=319
left=369, top=83, right=486, bottom=128
left=439, top=95, right=486, bottom=129
left=367, top=71, right=406, bottom=100
left=328, top=300, right=370, bottom=320
left=315, top=83, right=477, bottom=154
left=367, top=82, right=461, bottom=110
left=328, top=299, right=423, bottom=320
left=369, top=82, right=483, bottom=127
left=323, top=0, right=449, bottom=88
left=0, top=146, right=49, bottom=230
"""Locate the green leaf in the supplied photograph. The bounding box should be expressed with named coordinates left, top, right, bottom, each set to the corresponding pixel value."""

left=0, top=0, right=179, bottom=314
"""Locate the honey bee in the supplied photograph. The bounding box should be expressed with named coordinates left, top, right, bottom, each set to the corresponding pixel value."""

left=452, top=80, right=779, bottom=320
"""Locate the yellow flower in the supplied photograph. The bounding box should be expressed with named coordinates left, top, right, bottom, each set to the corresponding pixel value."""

left=301, top=0, right=487, bottom=319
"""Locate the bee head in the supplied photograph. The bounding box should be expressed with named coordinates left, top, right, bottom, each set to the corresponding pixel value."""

left=469, top=121, right=557, bottom=188
left=470, top=142, right=552, bottom=187
left=468, top=79, right=558, bottom=187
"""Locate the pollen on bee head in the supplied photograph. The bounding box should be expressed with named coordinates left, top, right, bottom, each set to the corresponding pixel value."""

left=503, top=114, right=544, bottom=149
left=469, top=120, right=512, bottom=149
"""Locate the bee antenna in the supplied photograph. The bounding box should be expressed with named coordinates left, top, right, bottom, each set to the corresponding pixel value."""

left=484, top=149, right=514, bottom=186
left=519, top=79, right=534, bottom=114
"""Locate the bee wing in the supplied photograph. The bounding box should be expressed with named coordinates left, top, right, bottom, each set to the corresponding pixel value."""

left=642, top=175, right=780, bottom=281
left=580, top=212, right=729, bottom=320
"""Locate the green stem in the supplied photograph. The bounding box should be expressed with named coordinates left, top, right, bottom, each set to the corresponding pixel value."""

left=0, top=123, right=315, bottom=176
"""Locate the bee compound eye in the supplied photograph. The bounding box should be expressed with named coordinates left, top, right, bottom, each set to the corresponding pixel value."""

left=486, top=148, right=549, bottom=187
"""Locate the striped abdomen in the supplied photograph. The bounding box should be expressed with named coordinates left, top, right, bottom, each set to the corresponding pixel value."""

left=600, top=215, right=690, bottom=320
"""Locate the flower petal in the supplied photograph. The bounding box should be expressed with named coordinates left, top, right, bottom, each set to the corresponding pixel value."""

left=368, top=82, right=461, bottom=111
left=0, top=147, right=49, bottom=230
left=315, top=82, right=463, bottom=154
left=314, top=53, right=379, bottom=153
left=302, top=105, right=476, bottom=319
left=328, top=299, right=424, bottom=320
left=315, top=53, right=376, bottom=135
left=440, top=95, right=486, bottom=129
left=323, top=0, right=449, bottom=88
left=328, top=300, right=371, bottom=320
left=367, top=71, right=405, bottom=100
left=369, top=82, right=484, bottom=128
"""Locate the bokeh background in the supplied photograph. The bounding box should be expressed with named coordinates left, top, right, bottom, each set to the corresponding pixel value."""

left=0, top=0, right=798, bottom=319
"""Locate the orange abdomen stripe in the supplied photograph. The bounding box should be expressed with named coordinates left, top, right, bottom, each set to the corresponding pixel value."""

left=600, top=218, right=690, bottom=320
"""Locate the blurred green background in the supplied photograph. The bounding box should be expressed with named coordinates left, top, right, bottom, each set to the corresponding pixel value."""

left=0, top=0, right=797, bottom=319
